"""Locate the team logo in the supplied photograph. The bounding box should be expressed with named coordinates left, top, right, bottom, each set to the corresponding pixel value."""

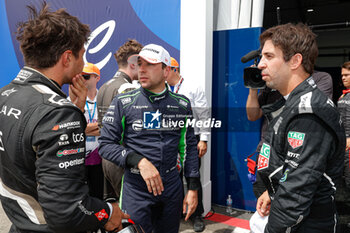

left=132, top=119, right=143, bottom=131
left=280, top=169, right=290, bottom=182
left=57, top=148, right=84, bottom=157
left=72, top=132, right=84, bottom=143
left=257, top=143, right=270, bottom=170
left=95, top=209, right=109, bottom=221
left=1, top=88, right=17, bottom=97
left=52, top=121, right=80, bottom=131
left=143, top=110, right=161, bottom=129
left=287, top=131, right=305, bottom=149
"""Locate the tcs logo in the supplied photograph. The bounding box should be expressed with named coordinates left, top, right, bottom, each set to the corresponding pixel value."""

left=72, top=133, right=84, bottom=143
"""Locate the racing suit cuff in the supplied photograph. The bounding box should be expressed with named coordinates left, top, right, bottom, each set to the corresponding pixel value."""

left=186, top=177, right=201, bottom=190
left=107, top=202, right=113, bottom=220
left=126, top=151, right=144, bottom=168
left=200, top=133, right=209, bottom=142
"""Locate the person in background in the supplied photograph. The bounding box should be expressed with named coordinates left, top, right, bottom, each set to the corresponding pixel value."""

left=255, top=23, right=345, bottom=233
left=336, top=61, right=350, bottom=231
left=166, top=57, right=209, bottom=232
left=0, top=3, right=128, bottom=232
left=71, top=62, right=104, bottom=200
left=99, top=44, right=200, bottom=233
left=97, top=39, right=143, bottom=201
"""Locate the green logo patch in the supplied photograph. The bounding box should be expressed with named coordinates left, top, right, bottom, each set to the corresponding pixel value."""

left=287, top=131, right=305, bottom=149
left=257, top=143, right=270, bottom=170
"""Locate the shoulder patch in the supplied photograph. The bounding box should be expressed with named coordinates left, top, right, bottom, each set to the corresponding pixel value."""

left=257, top=143, right=270, bottom=170
left=32, top=84, right=73, bottom=107
left=299, top=92, right=312, bottom=114
left=287, top=131, right=305, bottom=149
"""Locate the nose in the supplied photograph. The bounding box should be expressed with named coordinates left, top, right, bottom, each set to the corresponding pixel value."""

left=257, top=57, right=266, bottom=70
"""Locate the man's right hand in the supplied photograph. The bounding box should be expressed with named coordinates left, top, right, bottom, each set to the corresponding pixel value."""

left=104, top=202, right=130, bottom=232
left=256, top=190, right=271, bottom=217
left=138, top=158, right=164, bottom=196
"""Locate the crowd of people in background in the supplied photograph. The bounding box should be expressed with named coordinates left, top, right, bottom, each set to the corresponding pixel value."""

left=1, top=2, right=350, bottom=233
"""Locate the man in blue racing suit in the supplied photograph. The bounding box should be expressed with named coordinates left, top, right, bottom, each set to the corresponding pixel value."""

left=99, top=44, right=200, bottom=233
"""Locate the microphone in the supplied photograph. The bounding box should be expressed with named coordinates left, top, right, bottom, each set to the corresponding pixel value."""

left=241, top=49, right=260, bottom=63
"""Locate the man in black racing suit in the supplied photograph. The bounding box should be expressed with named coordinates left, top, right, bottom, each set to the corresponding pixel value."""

left=255, top=23, right=346, bottom=233
left=0, top=3, right=127, bottom=233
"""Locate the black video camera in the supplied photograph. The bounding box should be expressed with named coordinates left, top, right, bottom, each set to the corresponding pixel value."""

left=241, top=50, right=265, bottom=89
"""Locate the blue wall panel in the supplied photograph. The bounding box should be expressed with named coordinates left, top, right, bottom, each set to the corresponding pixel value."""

left=212, top=27, right=263, bottom=211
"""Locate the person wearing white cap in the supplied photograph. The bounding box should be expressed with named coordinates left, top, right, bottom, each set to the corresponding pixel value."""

left=99, top=44, right=200, bottom=233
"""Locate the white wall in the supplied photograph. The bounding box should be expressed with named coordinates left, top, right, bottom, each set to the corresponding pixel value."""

left=181, top=0, right=213, bottom=216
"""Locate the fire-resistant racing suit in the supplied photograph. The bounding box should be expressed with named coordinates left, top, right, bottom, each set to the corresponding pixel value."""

left=99, top=86, right=200, bottom=233
left=257, top=77, right=345, bottom=233
left=0, top=67, right=111, bottom=232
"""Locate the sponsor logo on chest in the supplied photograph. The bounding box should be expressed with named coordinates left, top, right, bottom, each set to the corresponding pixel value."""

left=287, top=131, right=305, bottom=149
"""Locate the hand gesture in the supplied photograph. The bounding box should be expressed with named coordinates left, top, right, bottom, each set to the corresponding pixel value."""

left=197, top=141, right=207, bottom=158
left=104, top=202, right=130, bottom=232
left=183, top=190, right=198, bottom=221
left=69, top=74, right=87, bottom=112
left=256, top=190, right=271, bottom=217
left=138, top=158, right=164, bottom=196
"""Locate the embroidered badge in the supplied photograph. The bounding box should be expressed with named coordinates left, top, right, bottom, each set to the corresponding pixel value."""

left=287, top=131, right=305, bottom=149
left=280, top=169, right=290, bottom=182
left=257, top=143, right=270, bottom=170
left=95, top=209, right=109, bottom=221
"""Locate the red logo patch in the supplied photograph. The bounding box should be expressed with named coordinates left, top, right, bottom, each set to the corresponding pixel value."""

left=95, top=209, right=109, bottom=221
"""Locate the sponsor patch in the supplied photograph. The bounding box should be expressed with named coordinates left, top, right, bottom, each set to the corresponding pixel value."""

left=257, top=143, right=270, bottom=170
left=52, top=121, right=80, bottom=131
left=287, top=131, right=305, bottom=149
left=179, top=99, right=188, bottom=107
left=0, top=105, right=21, bottom=120
left=72, top=132, right=84, bottom=143
left=280, top=169, right=290, bottom=182
left=287, top=151, right=300, bottom=159
left=132, top=119, right=143, bottom=131
left=58, top=158, right=84, bottom=169
left=143, top=110, right=161, bottom=129
left=299, top=92, right=312, bottom=114
left=102, top=116, right=114, bottom=123
left=15, top=70, right=33, bottom=82
left=121, top=97, right=131, bottom=105
left=95, top=209, right=109, bottom=221
left=57, top=148, right=84, bottom=157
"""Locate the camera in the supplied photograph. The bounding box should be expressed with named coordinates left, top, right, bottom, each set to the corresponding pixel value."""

left=243, top=67, right=265, bottom=89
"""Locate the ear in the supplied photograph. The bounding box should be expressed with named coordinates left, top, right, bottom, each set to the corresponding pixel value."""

left=289, top=53, right=303, bottom=70
left=61, top=50, right=73, bottom=67
left=164, top=66, right=171, bottom=77
left=129, top=63, right=136, bottom=70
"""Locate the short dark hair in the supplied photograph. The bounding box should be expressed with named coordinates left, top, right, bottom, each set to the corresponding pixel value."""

left=114, top=39, right=143, bottom=68
left=260, top=23, right=318, bottom=75
left=16, top=2, right=90, bottom=69
left=342, top=61, right=350, bottom=70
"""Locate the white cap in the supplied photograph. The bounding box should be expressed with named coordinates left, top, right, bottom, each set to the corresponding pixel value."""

left=128, top=44, right=171, bottom=66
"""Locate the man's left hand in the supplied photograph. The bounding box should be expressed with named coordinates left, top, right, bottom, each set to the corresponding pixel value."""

left=197, top=141, right=207, bottom=158
left=183, top=190, right=198, bottom=221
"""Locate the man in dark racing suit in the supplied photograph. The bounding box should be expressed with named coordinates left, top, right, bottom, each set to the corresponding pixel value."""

left=0, top=3, right=128, bottom=233
left=99, top=44, right=200, bottom=233
left=255, top=23, right=346, bottom=233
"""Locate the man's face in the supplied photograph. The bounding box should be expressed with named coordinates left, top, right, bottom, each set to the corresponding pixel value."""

left=166, top=67, right=179, bottom=86
left=342, top=68, right=350, bottom=89
left=64, top=47, right=86, bottom=84
left=258, top=40, right=291, bottom=92
left=137, top=57, right=169, bottom=92
left=83, top=73, right=99, bottom=90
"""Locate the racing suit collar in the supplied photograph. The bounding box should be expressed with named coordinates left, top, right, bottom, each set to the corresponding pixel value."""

left=140, top=84, right=169, bottom=103
left=15, top=67, right=67, bottom=98
left=115, top=70, right=132, bottom=83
